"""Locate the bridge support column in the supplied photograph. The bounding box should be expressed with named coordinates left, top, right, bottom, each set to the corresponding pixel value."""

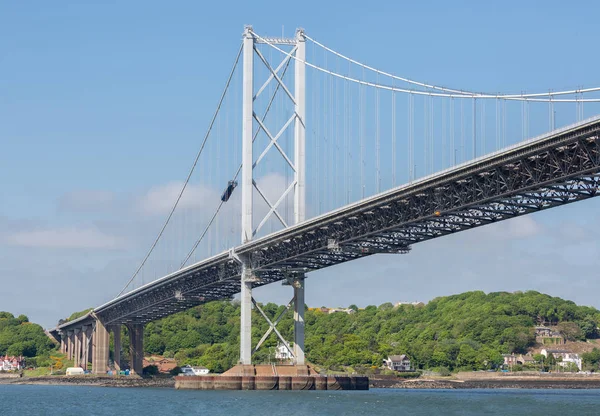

left=127, top=324, right=144, bottom=375
left=67, top=330, right=73, bottom=360
left=239, top=25, right=254, bottom=367
left=240, top=264, right=253, bottom=366
left=82, top=325, right=90, bottom=370
left=293, top=276, right=305, bottom=366
left=73, top=328, right=81, bottom=368
left=113, top=325, right=121, bottom=372
left=294, top=28, right=306, bottom=225
left=59, top=331, right=66, bottom=354
left=92, top=318, right=109, bottom=375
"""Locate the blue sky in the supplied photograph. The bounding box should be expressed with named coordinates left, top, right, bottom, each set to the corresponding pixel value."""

left=2, top=1, right=600, bottom=327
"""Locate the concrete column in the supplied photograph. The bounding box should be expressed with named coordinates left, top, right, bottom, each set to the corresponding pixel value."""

left=59, top=332, right=66, bottom=354
left=240, top=25, right=254, bottom=246
left=73, top=328, right=81, bottom=368
left=293, top=276, right=306, bottom=365
left=128, top=324, right=144, bottom=375
left=92, top=318, right=109, bottom=375
left=240, top=264, right=253, bottom=365
left=67, top=331, right=74, bottom=360
left=293, top=30, right=306, bottom=368
left=82, top=326, right=90, bottom=370
left=294, top=28, right=306, bottom=225
left=113, top=325, right=121, bottom=372
left=239, top=24, right=254, bottom=367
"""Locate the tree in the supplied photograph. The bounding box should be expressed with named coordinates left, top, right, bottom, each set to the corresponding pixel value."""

left=556, top=322, right=584, bottom=342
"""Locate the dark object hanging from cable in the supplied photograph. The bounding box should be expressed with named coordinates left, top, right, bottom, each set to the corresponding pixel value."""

left=221, top=180, right=238, bottom=202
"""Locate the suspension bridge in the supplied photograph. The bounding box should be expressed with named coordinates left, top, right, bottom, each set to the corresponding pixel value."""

left=49, top=26, right=600, bottom=376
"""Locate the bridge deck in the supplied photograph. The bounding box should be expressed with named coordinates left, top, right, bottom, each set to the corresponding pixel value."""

left=55, top=116, right=600, bottom=329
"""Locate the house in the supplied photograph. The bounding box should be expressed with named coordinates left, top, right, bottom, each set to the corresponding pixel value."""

left=517, top=354, right=536, bottom=365
left=384, top=355, right=412, bottom=372
left=328, top=308, right=355, bottom=315
left=274, top=343, right=294, bottom=361
left=180, top=365, right=210, bottom=376
left=535, top=326, right=553, bottom=337
left=502, top=354, right=519, bottom=367
left=394, top=301, right=425, bottom=308
left=191, top=366, right=210, bottom=375
left=535, top=326, right=563, bottom=344
left=142, top=356, right=178, bottom=373
left=1, top=355, right=24, bottom=371
left=541, top=349, right=582, bottom=370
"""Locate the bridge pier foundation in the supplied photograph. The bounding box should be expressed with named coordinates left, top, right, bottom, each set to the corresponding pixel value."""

left=91, top=318, right=109, bottom=374
left=127, top=323, right=144, bottom=375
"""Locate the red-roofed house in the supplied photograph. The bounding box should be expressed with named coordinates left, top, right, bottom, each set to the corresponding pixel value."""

left=1, top=355, right=24, bottom=371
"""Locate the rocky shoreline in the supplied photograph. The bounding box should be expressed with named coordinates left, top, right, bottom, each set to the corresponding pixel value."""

left=373, top=378, right=600, bottom=389
left=4, top=375, right=600, bottom=390
left=0, top=375, right=175, bottom=388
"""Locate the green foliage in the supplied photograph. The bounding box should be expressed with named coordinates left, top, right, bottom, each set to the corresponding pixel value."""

left=582, top=348, right=600, bottom=371
left=0, top=312, right=55, bottom=358
left=142, top=365, right=159, bottom=376
left=65, top=309, right=93, bottom=323
left=556, top=322, right=585, bottom=342
left=170, top=366, right=182, bottom=376
left=139, top=291, right=600, bottom=373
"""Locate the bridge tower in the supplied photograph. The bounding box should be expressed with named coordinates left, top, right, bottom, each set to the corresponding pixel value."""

left=238, top=25, right=306, bottom=367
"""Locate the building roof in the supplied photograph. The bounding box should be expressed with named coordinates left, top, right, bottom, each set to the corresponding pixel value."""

left=388, top=355, right=408, bottom=362
left=544, top=349, right=570, bottom=353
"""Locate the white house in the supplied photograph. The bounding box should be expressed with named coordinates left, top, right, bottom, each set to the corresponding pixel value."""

left=180, top=365, right=210, bottom=376
left=191, top=366, right=210, bottom=375
left=274, top=343, right=294, bottom=361
left=1, top=356, right=24, bottom=371
left=540, top=349, right=582, bottom=370
left=384, top=355, right=412, bottom=372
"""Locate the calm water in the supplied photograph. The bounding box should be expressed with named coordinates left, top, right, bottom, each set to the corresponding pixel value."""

left=2, top=386, right=600, bottom=415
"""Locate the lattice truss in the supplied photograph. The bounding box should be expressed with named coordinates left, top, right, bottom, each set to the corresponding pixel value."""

left=250, top=33, right=302, bottom=238
left=97, top=116, right=600, bottom=326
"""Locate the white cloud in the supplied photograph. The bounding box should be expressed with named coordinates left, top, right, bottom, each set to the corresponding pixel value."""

left=5, top=227, right=127, bottom=249
left=136, top=182, right=219, bottom=216
left=480, top=215, right=543, bottom=240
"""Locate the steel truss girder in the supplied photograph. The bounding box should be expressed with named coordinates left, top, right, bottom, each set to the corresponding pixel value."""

left=76, top=120, right=600, bottom=327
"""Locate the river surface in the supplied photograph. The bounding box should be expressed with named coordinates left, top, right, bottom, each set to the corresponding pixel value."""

left=2, top=385, right=600, bottom=415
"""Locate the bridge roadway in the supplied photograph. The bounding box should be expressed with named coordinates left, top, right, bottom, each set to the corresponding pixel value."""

left=50, top=116, right=600, bottom=371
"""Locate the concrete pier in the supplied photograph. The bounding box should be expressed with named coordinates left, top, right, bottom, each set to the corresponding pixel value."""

left=127, top=323, right=144, bottom=375
left=175, top=374, right=368, bottom=391
left=176, top=364, right=368, bottom=391
left=91, top=318, right=109, bottom=374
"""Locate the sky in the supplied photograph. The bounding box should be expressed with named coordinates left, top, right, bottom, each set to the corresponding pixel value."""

left=2, top=1, right=600, bottom=328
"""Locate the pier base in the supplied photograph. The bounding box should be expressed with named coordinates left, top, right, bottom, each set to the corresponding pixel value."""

left=175, top=364, right=368, bottom=391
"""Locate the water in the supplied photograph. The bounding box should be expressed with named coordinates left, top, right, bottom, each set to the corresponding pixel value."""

left=2, top=386, right=599, bottom=416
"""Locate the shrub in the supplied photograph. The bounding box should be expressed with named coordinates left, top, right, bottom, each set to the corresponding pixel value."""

left=142, top=365, right=159, bottom=376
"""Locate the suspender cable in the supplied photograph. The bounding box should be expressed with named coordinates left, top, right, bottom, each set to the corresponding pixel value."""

left=392, top=90, right=396, bottom=187
left=117, top=42, right=243, bottom=297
